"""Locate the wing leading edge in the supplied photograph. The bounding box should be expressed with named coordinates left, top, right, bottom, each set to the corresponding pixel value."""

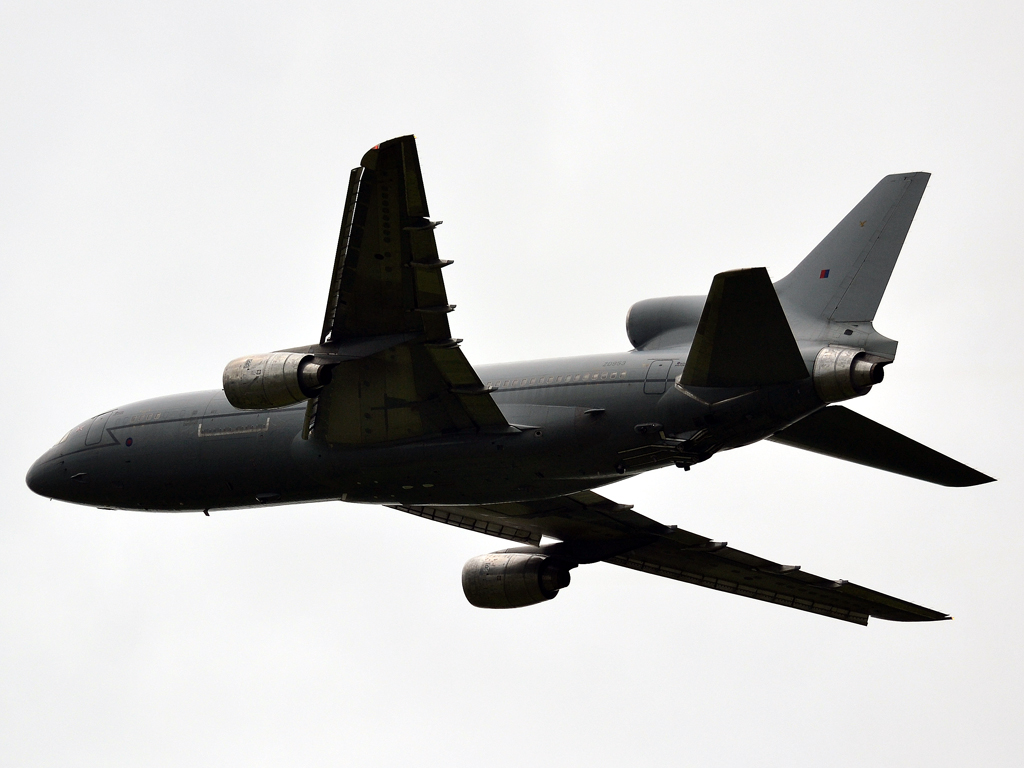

left=391, top=491, right=949, bottom=626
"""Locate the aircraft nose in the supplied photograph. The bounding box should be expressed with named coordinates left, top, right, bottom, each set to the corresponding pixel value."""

left=26, top=453, right=62, bottom=499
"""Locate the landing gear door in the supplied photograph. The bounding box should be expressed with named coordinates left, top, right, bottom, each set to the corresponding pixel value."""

left=644, top=360, right=673, bottom=394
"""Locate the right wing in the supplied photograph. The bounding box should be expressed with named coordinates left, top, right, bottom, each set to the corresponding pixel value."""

left=304, top=136, right=509, bottom=444
left=391, top=490, right=949, bottom=626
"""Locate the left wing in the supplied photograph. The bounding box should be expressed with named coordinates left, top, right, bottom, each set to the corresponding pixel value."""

left=391, top=491, right=949, bottom=625
left=305, top=136, right=509, bottom=444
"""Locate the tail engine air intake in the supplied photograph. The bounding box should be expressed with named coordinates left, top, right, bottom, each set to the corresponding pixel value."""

left=462, top=552, right=572, bottom=609
left=812, top=346, right=885, bottom=403
left=223, top=352, right=332, bottom=410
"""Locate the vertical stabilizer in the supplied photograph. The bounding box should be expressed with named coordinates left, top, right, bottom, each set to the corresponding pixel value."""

left=775, top=173, right=930, bottom=322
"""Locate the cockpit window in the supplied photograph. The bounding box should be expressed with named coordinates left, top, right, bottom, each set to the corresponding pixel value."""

left=57, top=431, right=70, bottom=445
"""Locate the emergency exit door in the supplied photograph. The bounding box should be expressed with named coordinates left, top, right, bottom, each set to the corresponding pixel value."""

left=644, top=360, right=673, bottom=394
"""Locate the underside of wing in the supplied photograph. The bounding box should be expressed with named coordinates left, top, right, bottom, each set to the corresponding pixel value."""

left=307, top=136, right=508, bottom=444
left=390, top=490, right=949, bottom=625
left=605, top=535, right=948, bottom=625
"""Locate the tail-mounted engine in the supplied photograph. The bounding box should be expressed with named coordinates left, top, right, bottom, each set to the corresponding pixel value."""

left=812, top=346, right=886, bottom=403
left=462, top=551, right=572, bottom=609
left=222, top=352, right=332, bottom=410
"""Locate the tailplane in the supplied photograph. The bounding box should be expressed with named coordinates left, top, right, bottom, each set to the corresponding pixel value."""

left=680, top=268, right=807, bottom=387
left=770, top=406, right=994, bottom=487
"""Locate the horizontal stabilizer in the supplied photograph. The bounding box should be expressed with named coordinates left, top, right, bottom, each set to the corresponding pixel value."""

left=680, top=268, right=808, bottom=387
left=769, top=406, right=994, bottom=487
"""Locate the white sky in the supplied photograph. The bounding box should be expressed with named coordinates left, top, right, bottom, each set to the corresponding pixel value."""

left=2, top=2, right=1022, bottom=765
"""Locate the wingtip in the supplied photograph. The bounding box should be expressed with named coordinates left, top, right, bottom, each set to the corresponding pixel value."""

left=361, top=135, right=419, bottom=169
left=946, top=471, right=997, bottom=487
left=880, top=171, right=931, bottom=186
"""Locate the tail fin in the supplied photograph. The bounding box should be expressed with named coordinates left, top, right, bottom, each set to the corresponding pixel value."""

left=769, top=405, right=994, bottom=487
left=775, top=173, right=930, bottom=322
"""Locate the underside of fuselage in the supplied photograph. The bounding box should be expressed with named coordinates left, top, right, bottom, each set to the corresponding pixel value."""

left=26, top=350, right=823, bottom=512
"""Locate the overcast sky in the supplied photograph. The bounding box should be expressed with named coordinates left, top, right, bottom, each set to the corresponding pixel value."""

left=2, top=2, right=1022, bottom=765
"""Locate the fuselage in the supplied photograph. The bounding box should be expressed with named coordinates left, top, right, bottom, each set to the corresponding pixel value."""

left=26, top=348, right=822, bottom=512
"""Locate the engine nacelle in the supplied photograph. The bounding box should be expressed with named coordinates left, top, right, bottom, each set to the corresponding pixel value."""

left=222, top=352, right=332, bottom=410
left=462, top=552, right=571, bottom=609
left=812, top=346, right=885, bottom=403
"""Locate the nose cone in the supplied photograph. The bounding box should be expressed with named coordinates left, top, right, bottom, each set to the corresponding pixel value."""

left=26, top=451, right=63, bottom=499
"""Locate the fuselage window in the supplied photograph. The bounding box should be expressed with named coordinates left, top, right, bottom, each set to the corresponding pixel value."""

left=530, top=378, right=536, bottom=385
left=513, top=379, right=519, bottom=386
left=574, top=374, right=581, bottom=381
left=504, top=380, right=510, bottom=386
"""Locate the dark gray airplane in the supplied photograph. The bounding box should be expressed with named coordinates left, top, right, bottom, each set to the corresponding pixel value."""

left=27, top=136, right=993, bottom=625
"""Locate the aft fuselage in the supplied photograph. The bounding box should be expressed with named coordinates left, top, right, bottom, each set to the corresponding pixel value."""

left=27, top=350, right=821, bottom=511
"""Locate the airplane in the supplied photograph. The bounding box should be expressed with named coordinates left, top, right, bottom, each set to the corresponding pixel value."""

left=26, top=135, right=994, bottom=626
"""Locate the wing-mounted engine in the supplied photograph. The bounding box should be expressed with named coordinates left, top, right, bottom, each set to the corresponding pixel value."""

left=222, top=352, right=332, bottom=410
left=812, top=346, right=886, bottom=403
left=462, top=551, right=572, bottom=609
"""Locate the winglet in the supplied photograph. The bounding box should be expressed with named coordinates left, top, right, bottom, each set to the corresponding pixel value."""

left=680, top=268, right=808, bottom=387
